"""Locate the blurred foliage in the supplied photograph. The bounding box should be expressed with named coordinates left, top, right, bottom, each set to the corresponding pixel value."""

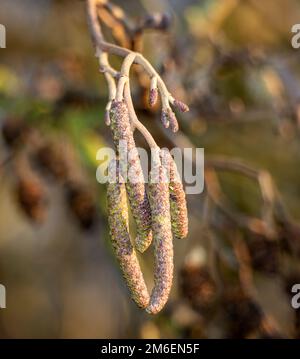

left=1, top=0, right=300, bottom=338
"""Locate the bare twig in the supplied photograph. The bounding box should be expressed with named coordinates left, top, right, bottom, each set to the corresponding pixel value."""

left=86, top=0, right=189, bottom=315
left=87, top=0, right=189, bottom=133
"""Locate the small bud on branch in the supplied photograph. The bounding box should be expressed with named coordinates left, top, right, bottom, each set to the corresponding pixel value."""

left=149, top=77, right=158, bottom=107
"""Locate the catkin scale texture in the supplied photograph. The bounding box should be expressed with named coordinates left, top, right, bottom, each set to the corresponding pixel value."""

left=110, top=100, right=152, bottom=253
left=107, top=174, right=150, bottom=308
left=146, top=164, right=174, bottom=314
left=165, top=153, right=188, bottom=239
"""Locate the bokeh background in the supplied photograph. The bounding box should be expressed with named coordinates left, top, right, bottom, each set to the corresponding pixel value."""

left=1, top=0, right=300, bottom=338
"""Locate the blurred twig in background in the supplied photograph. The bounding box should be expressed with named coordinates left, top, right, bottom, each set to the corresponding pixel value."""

left=1, top=0, right=300, bottom=338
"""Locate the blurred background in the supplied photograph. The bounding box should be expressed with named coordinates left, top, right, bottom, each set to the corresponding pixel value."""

left=1, top=0, right=300, bottom=338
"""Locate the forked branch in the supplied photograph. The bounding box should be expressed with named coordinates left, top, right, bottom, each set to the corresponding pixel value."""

left=86, top=0, right=189, bottom=143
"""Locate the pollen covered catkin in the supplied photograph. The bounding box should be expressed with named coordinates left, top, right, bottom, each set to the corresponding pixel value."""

left=107, top=162, right=150, bottom=308
left=110, top=100, right=152, bottom=253
left=162, top=151, right=188, bottom=239
left=146, top=160, right=174, bottom=314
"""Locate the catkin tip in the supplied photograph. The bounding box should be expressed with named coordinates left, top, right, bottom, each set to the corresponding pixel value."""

left=168, top=109, right=179, bottom=133
left=174, top=99, right=190, bottom=113
left=135, top=232, right=153, bottom=253
left=161, top=111, right=170, bottom=129
left=162, top=109, right=179, bottom=132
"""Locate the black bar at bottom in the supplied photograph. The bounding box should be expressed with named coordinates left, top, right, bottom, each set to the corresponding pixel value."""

left=0, top=339, right=298, bottom=358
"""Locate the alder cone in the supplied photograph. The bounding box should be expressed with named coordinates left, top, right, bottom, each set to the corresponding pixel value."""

left=65, top=182, right=97, bottom=230
left=146, top=163, right=174, bottom=314
left=2, top=117, right=29, bottom=147
left=110, top=100, right=152, bottom=253
left=247, top=234, right=281, bottom=275
left=107, top=163, right=150, bottom=309
left=180, top=264, right=217, bottom=314
left=222, top=288, right=263, bottom=338
left=35, top=143, right=68, bottom=181
left=17, top=176, right=47, bottom=223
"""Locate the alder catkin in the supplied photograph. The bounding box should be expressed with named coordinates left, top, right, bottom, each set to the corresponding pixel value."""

left=107, top=162, right=150, bottom=308
left=146, top=160, right=174, bottom=314
left=110, top=100, right=152, bottom=253
left=149, top=88, right=158, bottom=107
left=162, top=151, right=188, bottom=239
left=161, top=109, right=179, bottom=132
left=173, top=99, right=190, bottom=113
left=161, top=110, right=170, bottom=129
left=167, top=109, right=179, bottom=133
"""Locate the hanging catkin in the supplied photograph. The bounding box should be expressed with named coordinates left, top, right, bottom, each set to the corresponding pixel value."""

left=146, top=157, right=174, bottom=314
left=107, top=160, right=150, bottom=308
left=110, top=100, right=152, bottom=253
left=162, top=151, right=188, bottom=239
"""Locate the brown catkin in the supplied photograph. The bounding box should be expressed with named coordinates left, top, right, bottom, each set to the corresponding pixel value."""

left=107, top=163, right=150, bottom=308
left=146, top=160, right=174, bottom=314
left=110, top=100, right=152, bottom=253
left=163, top=151, right=188, bottom=239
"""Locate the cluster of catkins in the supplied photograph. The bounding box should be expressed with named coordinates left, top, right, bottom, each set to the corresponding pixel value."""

left=106, top=100, right=188, bottom=314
